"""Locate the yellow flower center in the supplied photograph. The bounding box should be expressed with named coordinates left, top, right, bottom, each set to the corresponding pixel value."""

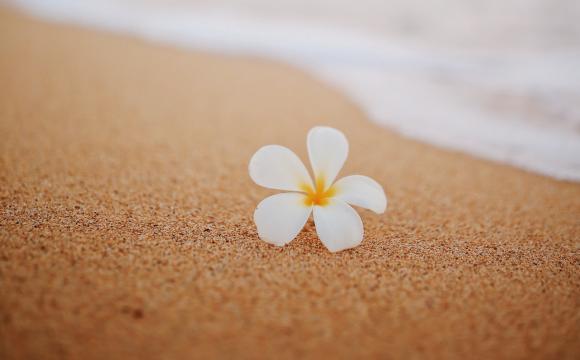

left=301, top=176, right=336, bottom=207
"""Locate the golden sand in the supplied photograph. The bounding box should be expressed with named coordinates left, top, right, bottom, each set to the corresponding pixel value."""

left=0, top=9, right=579, bottom=359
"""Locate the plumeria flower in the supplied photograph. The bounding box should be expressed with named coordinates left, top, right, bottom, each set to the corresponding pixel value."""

left=249, top=126, right=387, bottom=252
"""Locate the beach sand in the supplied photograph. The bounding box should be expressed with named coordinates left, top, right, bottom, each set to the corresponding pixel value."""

left=0, top=8, right=579, bottom=359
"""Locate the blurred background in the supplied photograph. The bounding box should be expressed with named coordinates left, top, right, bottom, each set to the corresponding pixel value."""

left=9, top=0, right=580, bottom=180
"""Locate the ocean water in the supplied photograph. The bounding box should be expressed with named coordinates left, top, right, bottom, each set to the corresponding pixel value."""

left=8, top=0, right=580, bottom=181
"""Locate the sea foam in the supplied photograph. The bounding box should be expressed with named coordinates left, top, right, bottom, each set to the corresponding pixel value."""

left=9, top=0, right=580, bottom=181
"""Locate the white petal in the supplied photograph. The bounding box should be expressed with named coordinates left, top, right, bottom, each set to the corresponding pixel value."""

left=313, top=199, right=363, bottom=252
left=254, top=192, right=312, bottom=246
left=249, top=145, right=313, bottom=191
left=307, top=127, right=348, bottom=190
left=333, top=175, right=387, bottom=214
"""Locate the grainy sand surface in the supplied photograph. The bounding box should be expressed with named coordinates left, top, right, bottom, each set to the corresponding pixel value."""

left=0, top=9, right=579, bottom=360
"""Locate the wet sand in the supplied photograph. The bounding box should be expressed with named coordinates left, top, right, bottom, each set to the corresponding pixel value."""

left=0, top=9, right=579, bottom=359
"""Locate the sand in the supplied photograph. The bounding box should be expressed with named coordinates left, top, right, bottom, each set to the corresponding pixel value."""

left=0, top=8, right=579, bottom=360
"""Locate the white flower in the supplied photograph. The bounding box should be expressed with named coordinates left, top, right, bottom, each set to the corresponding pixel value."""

left=249, top=126, right=387, bottom=252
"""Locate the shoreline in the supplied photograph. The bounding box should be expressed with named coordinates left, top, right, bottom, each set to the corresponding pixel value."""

left=7, top=0, right=580, bottom=181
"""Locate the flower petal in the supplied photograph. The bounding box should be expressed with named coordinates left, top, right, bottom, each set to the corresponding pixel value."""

left=254, top=192, right=312, bottom=246
left=333, top=175, right=387, bottom=214
left=307, top=127, right=348, bottom=189
left=249, top=145, right=313, bottom=191
left=313, top=199, right=363, bottom=252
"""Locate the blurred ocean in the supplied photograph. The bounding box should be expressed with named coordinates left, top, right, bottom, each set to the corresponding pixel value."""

left=9, top=0, right=580, bottom=180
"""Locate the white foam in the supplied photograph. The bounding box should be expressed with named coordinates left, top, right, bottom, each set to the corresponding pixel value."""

left=8, top=0, right=580, bottom=181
